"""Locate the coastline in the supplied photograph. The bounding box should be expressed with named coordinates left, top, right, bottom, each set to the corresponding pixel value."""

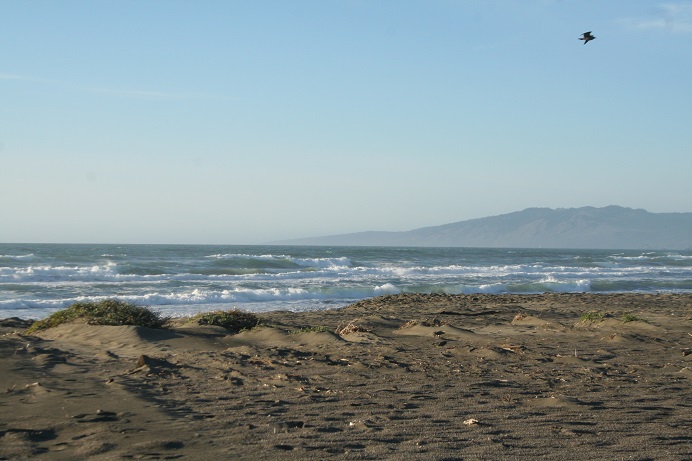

left=4, top=244, right=691, bottom=320
left=2, top=293, right=690, bottom=460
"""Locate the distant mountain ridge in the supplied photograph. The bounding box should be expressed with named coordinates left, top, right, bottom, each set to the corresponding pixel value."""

left=274, top=206, right=692, bottom=249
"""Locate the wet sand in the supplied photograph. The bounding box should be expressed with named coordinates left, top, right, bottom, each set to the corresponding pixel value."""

left=1, top=293, right=691, bottom=460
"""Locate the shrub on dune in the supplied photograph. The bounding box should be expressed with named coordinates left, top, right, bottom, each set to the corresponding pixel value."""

left=26, top=299, right=169, bottom=334
left=191, top=309, right=261, bottom=333
left=621, top=312, right=646, bottom=323
left=579, top=310, right=607, bottom=322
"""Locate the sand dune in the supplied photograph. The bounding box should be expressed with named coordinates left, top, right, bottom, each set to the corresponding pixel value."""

left=1, top=293, right=690, bottom=460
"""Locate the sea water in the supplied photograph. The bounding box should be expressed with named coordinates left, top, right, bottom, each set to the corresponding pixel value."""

left=1, top=243, right=691, bottom=319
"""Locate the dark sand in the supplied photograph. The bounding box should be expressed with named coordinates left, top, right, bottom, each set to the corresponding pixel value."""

left=1, top=293, right=690, bottom=460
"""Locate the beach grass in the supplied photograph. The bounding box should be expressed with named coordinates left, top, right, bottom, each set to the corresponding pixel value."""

left=26, top=302, right=262, bottom=335
left=25, top=299, right=169, bottom=334
left=191, top=309, right=261, bottom=333
left=621, top=312, right=646, bottom=323
left=579, top=310, right=607, bottom=322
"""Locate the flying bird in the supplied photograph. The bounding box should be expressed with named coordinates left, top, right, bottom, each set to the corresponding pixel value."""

left=579, top=31, right=596, bottom=45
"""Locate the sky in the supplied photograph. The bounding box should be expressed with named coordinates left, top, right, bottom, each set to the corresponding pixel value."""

left=1, top=1, right=691, bottom=244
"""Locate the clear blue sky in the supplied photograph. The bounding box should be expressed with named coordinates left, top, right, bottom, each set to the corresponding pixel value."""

left=2, top=1, right=691, bottom=244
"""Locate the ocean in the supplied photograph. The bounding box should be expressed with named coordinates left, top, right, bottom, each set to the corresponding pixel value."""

left=1, top=243, right=691, bottom=320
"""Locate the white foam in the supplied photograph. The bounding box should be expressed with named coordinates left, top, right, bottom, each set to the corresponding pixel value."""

left=474, top=283, right=509, bottom=294
left=26, top=284, right=404, bottom=309
left=293, top=256, right=352, bottom=269
left=2, top=246, right=690, bottom=320
left=538, top=277, right=591, bottom=292
left=0, top=262, right=119, bottom=282
left=206, top=253, right=351, bottom=269
left=0, top=253, right=35, bottom=260
left=373, top=283, right=400, bottom=295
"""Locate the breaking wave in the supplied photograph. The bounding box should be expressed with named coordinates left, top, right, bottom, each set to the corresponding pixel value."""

left=1, top=244, right=690, bottom=319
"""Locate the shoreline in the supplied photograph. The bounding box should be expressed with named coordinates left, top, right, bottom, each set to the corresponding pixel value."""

left=2, top=293, right=691, bottom=460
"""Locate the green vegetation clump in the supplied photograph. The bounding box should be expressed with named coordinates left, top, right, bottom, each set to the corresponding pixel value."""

left=192, top=309, right=261, bottom=333
left=621, top=312, right=646, bottom=323
left=579, top=310, right=607, bottom=322
left=26, top=299, right=169, bottom=334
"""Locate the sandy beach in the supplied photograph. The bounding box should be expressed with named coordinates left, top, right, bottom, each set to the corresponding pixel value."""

left=1, top=293, right=690, bottom=460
